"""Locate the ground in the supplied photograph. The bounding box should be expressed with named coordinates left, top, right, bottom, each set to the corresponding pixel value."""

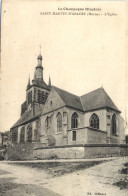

left=0, top=157, right=127, bottom=196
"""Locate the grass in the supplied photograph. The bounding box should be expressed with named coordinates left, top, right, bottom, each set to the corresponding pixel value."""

left=8, top=160, right=106, bottom=177
left=113, top=162, right=128, bottom=190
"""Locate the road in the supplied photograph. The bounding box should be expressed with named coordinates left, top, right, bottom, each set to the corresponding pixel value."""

left=0, top=157, right=127, bottom=196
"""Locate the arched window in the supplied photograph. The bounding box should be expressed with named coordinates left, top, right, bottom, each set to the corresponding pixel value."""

left=71, top=112, right=78, bottom=128
left=27, top=124, right=32, bottom=142
left=20, top=127, right=25, bottom=142
left=57, top=113, right=62, bottom=132
left=45, top=116, right=50, bottom=128
left=112, top=114, right=117, bottom=135
left=90, top=113, right=99, bottom=129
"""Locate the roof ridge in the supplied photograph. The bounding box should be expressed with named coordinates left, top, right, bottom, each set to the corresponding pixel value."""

left=81, top=87, right=103, bottom=98
left=53, top=86, right=80, bottom=98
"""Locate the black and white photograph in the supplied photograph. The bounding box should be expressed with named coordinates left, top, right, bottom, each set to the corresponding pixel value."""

left=0, top=0, right=128, bottom=195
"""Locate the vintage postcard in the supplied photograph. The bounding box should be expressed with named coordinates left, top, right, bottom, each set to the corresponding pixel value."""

left=0, top=0, right=128, bottom=196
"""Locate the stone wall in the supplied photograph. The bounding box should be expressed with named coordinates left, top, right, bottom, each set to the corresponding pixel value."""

left=33, top=144, right=128, bottom=160
left=34, top=145, right=85, bottom=159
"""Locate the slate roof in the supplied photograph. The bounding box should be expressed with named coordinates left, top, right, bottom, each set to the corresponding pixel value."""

left=53, top=86, right=120, bottom=113
left=80, top=88, right=120, bottom=112
left=11, top=86, right=120, bottom=129
left=27, top=79, right=50, bottom=91
left=11, top=107, right=42, bottom=129
left=53, top=86, right=83, bottom=111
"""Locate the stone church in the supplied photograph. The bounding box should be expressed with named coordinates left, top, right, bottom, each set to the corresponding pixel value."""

left=10, top=54, right=125, bottom=146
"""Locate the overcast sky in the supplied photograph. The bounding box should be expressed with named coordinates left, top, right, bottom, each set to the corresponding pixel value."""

left=1, top=0, right=127, bottom=133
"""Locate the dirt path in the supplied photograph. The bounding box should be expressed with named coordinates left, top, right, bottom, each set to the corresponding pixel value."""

left=0, top=157, right=127, bottom=196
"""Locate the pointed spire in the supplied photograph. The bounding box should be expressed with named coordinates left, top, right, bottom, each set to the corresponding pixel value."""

left=48, top=76, right=51, bottom=87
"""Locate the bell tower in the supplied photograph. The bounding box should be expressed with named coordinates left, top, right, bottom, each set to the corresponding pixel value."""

left=21, top=52, right=51, bottom=116
left=34, top=54, right=43, bottom=80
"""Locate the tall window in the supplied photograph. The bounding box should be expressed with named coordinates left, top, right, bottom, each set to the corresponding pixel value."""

left=27, top=124, right=32, bottom=142
left=71, top=112, right=78, bottom=128
left=112, top=114, right=117, bottom=135
left=72, top=131, right=76, bottom=141
left=20, top=127, right=25, bottom=142
left=38, top=90, right=47, bottom=104
left=45, top=116, right=50, bottom=128
left=28, top=91, right=32, bottom=104
left=90, top=113, right=99, bottom=129
left=57, top=113, right=62, bottom=132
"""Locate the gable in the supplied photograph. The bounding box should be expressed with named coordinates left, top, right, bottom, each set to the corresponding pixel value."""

left=53, top=86, right=84, bottom=111
left=81, top=88, right=120, bottom=113
left=42, top=87, right=66, bottom=115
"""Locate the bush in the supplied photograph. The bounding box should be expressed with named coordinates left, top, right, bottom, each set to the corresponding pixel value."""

left=0, top=153, right=4, bottom=160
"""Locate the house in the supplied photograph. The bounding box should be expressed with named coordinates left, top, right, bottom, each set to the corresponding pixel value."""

left=10, top=54, right=126, bottom=147
left=0, top=131, right=10, bottom=147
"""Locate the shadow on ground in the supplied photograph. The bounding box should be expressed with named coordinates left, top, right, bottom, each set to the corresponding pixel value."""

left=0, top=177, right=61, bottom=196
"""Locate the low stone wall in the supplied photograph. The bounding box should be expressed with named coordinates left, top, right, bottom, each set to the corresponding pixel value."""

left=6, top=143, right=128, bottom=160
left=34, top=145, right=85, bottom=159
left=33, top=144, right=128, bottom=159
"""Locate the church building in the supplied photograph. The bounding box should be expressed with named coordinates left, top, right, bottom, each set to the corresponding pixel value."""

left=10, top=54, right=125, bottom=146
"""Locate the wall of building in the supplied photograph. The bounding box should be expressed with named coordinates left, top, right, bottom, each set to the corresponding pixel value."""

left=33, top=144, right=128, bottom=160
left=106, top=109, right=125, bottom=144
left=40, top=106, right=68, bottom=146
left=42, top=87, right=66, bottom=114
left=16, top=120, right=39, bottom=143
left=86, top=128, right=107, bottom=144
left=68, top=127, right=107, bottom=145
left=84, top=109, right=107, bottom=132
left=40, top=90, right=86, bottom=146
left=68, top=128, right=87, bottom=145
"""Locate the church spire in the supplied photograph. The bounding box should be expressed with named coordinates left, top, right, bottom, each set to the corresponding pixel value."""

left=34, top=53, right=43, bottom=80
left=48, top=76, right=51, bottom=87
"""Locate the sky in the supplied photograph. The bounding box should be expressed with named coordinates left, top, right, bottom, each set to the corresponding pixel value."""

left=0, top=0, right=127, bottom=133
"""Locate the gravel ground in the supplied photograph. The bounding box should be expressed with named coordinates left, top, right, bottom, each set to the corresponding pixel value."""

left=0, top=157, right=127, bottom=196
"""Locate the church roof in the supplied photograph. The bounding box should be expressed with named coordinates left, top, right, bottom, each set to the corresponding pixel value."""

left=80, top=87, right=120, bottom=113
left=11, top=107, right=42, bottom=129
left=54, top=86, right=120, bottom=113
left=27, top=79, right=50, bottom=91
left=53, top=86, right=83, bottom=111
